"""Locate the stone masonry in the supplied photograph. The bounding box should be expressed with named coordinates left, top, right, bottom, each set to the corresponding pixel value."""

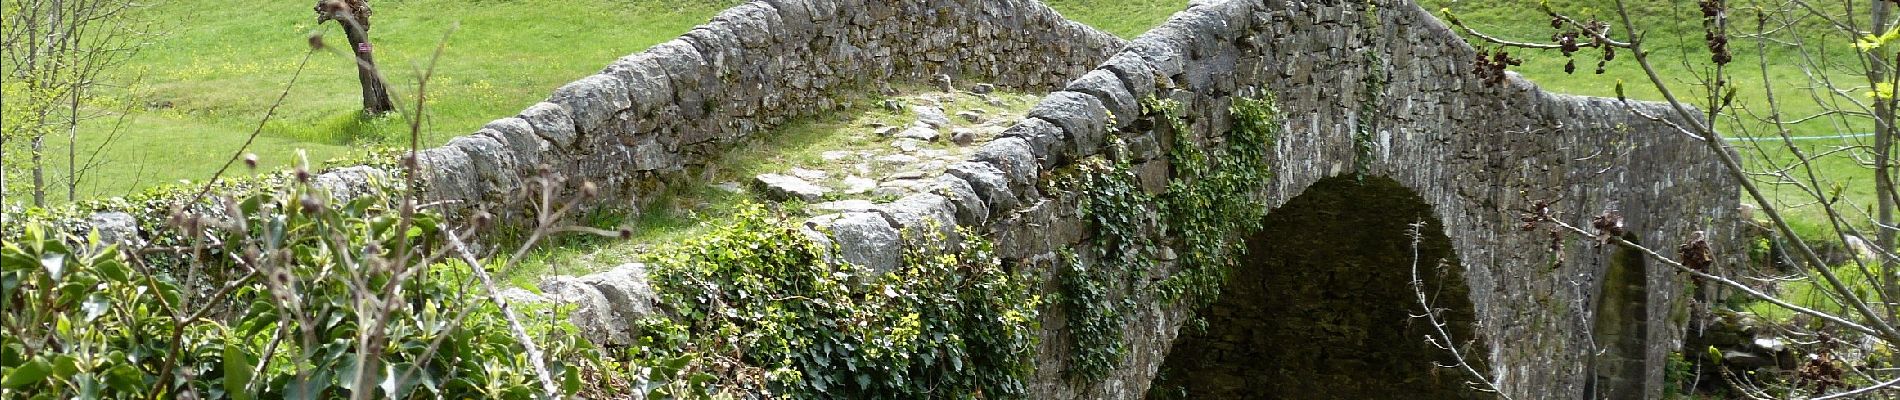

left=87, top=0, right=1744, bottom=398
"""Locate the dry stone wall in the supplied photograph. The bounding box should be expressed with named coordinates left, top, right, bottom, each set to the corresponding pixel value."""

left=402, top=0, right=1122, bottom=218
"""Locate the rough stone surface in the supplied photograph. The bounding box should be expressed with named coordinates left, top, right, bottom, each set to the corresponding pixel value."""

left=810, top=212, right=902, bottom=274
left=912, top=105, right=953, bottom=128
left=841, top=176, right=878, bottom=194
left=539, top=276, right=626, bottom=346
left=87, top=212, right=139, bottom=246
left=753, top=173, right=829, bottom=202
left=950, top=128, right=980, bottom=146
left=313, top=166, right=388, bottom=203
left=71, top=1, right=1746, bottom=399
left=895, top=125, right=940, bottom=141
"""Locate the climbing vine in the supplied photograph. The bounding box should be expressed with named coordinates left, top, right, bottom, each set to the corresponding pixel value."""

left=1155, top=95, right=1281, bottom=308
left=642, top=205, right=1042, bottom=398
left=1054, top=151, right=1158, bottom=380
left=1054, top=94, right=1282, bottom=382
left=1355, top=0, right=1388, bottom=180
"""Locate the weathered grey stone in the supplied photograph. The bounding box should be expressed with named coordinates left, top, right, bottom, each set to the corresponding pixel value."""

left=579, top=263, right=664, bottom=324
left=480, top=117, right=548, bottom=171
left=789, top=167, right=829, bottom=181
left=876, top=154, right=921, bottom=166
left=446, top=135, right=520, bottom=197
left=550, top=74, right=633, bottom=135
left=812, top=199, right=881, bottom=213
left=313, top=166, right=388, bottom=203
left=970, top=83, right=996, bottom=94
left=879, top=193, right=960, bottom=245
left=497, top=288, right=546, bottom=305
left=539, top=276, right=627, bottom=345
left=1101, top=51, right=1158, bottom=99
left=1027, top=91, right=1109, bottom=157
left=822, top=150, right=857, bottom=161
left=630, top=136, right=679, bottom=171
left=947, top=161, right=1018, bottom=214
left=842, top=176, right=878, bottom=194
left=913, top=105, right=952, bottom=128
left=999, top=117, right=1066, bottom=167
left=600, top=53, right=675, bottom=115
left=415, top=146, right=479, bottom=204
left=896, top=126, right=940, bottom=141
left=948, top=128, right=976, bottom=146
left=1066, top=70, right=1139, bottom=128
left=753, top=173, right=829, bottom=202
left=893, top=138, right=926, bottom=153
left=518, top=102, right=579, bottom=149
left=931, top=174, right=988, bottom=227
left=87, top=212, right=139, bottom=246
left=974, top=137, right=1039, bottom=202
left=812, top=212, right=902, bottom=274
left=957, top=110, right=986, bottom=123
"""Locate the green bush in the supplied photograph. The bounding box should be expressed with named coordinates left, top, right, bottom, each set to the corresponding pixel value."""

left=641, top=205, right=1042, bottom=399
left=0, top=173, right=597, bottom=399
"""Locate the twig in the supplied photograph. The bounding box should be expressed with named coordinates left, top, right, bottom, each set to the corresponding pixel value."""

left=444, top=229, right=563, bottom=397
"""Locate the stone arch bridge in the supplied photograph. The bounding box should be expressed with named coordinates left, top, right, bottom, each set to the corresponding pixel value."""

left=294, top=0, right=1743, bottom=398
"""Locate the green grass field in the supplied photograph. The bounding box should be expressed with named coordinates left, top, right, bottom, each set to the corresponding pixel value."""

left=34, top=0, right=738, bottom=200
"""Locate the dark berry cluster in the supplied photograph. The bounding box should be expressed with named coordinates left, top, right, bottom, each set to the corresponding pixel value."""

left=1473, top=48, right=1523, bottom=86
left=1700, top=0, right=1732, bottom=65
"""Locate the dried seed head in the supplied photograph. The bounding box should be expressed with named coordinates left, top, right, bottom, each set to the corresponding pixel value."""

left=618, top=227, right=633, bottom=239
left=307, top=33, right=326, bottom=50
left=300, top=195, right=326, bottom=215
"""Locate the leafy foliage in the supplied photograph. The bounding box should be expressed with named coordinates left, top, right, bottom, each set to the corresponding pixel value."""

left=0, top=175, right=596, bottom=399
left=1054, top=95, right=1281, bottom=383
left=1055, top=153, right=1156, bottom=380
left=642, top=205, right=1042, bottom=399
left=1154, top=95, right=1280, bottom=308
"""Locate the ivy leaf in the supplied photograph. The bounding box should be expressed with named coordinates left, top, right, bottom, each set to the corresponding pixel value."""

left=225, top=345, right=257, bottom=400
left=40, top=252, right=65, bottom=282
left=4, top=358, right=52, bottom=388
left=81, top=293, right=110, bottom=322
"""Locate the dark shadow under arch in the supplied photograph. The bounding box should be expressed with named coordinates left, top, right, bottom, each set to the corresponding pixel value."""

left=1150, top=176, right=1492, bottom=399
left=1586, top=234, right=1649, bottom=399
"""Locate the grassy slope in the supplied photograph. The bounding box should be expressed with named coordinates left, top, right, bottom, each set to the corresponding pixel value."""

left=46, top=0, right=732, bottom=200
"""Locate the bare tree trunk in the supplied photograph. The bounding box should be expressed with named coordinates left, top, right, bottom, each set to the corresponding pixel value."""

left=31, top=136, right=44, bottom=207
left=1870, top=0, right=1897, bottom=306
left=337, top=16, right=392, bottom=115
left=67, top=78, right=79, bottom=202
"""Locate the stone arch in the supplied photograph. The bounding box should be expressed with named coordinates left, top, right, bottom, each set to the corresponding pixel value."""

left=1149, top=175, right=1493, bottom=399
